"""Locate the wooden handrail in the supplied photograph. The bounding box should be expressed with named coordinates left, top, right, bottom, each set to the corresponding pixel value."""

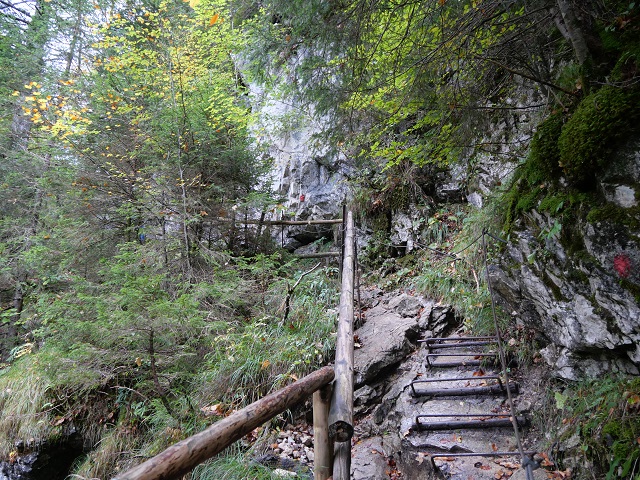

left=113, top=366, right=335, bottom=480
left=328, top=210, right=355, bottom=480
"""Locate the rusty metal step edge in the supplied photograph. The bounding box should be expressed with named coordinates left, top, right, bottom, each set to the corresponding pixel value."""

left=410, top=383, right=519, bottom=397
left=421, top=336, right=498, bottom=343
left=429, top=450, right=537, bottom=459
left=425, top=360, right=497, bottom=368
left=412, top=375, right=505, bottom=384
left=426, top=352, right=497, bottom=357
left=424, top=341, right=497, bottom=350
left=414, top=416, right=528, bottom=431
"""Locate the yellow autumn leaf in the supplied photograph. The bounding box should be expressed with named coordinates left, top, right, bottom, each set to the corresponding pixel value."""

left=260, top=359, right=271, bottom=370
left=11, top=91, right=19, bottom=96
left=209, top=13, right=219, bottom=25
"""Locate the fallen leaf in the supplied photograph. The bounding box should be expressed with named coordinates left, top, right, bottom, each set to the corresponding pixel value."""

left=498, top=460, right=520, bottom=469
left=200, top=403, right=225, bottom=416
left=52, top=416, right=66, bottom=426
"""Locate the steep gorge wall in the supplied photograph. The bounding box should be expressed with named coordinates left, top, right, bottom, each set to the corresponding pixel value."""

left=252, top=73, right=640, bottom=380
left=491, top=141, right=640, bottom=380
left=249, top=81, right=353, bottom=250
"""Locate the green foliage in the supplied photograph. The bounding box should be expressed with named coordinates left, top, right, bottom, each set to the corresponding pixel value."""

left=197, top=264, right=338, bottom=406
left=0, top=356, right=53, bottom=455
left=403, top=205, right=505, bottom=335
left=528, top=112, right=564, bottom=181
left=558, top=86, right=640, bottom=181
left=241, top=0, right=564, bottom=175
left=555, top=376, right=640, bottom=478
left=0, top=245, right=339, bottom=476
left=193, top=452, right=302, bottom=479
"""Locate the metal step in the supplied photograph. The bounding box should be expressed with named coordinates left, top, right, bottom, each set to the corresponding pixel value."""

left=425, top=359, right=498, bottom=368
left=425, top=352, right=497, bottom=366
left=423, top=341, right=497, bottom=350
left=428, top=450, right=538, bottom=470
left=414, top=413, right=528, bottom=431
left=430, top=451, right=535, bottom=458
left=421, top=336, right=497, bottom=344
left=410, top=376, right=519, bottom=397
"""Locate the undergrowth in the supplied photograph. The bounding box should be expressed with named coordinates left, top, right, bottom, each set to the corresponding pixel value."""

left=192, top=451, right=306, bottom=479
left=409, top=201, right=510, bottom=336
left=552, top=376, right=640, bottom=479
left=0, top=243, right=339, bottom=478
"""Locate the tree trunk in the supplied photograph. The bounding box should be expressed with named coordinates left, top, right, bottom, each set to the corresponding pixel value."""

left=554, top=0, right=591, bottom=70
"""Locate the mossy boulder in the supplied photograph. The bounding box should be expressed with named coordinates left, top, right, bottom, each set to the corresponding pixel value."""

left=558, top=86, right=640, bottom=182
left=528, top=111, right=563, bottom=181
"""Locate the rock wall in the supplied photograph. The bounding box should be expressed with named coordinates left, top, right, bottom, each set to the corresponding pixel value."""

left=249, top=81, right=353, bottom=250
left=491, top=141, right=640, bottom=380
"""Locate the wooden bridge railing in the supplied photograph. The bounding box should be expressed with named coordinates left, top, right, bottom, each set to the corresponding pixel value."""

left=113, top=211, right=357, bottom=480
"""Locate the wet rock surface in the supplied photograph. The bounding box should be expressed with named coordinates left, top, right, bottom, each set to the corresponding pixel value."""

left=351, top=293, right=520, bottom=479
left=0, top=433, right=84, bottom=480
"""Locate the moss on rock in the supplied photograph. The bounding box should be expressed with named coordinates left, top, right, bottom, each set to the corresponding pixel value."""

left=558, top=86, right=640, bottom=182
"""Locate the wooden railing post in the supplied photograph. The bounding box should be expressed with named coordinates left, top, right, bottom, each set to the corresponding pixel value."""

left=112, top=366, right=335, bottom=480
left=313, top=383, right=333, bottom=480
left=329, top=210, right=355, bottom=480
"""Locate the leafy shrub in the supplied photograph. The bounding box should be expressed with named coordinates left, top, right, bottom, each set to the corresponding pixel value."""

left=556, top=376, right=640, bottom=479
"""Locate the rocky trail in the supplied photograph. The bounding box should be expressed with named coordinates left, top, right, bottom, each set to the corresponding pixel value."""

left=348, top=287, right=541, bottom=480
left=259, top=286, right=554, bottom=479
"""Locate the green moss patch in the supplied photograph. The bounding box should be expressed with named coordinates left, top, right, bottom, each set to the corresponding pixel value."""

left=558, top=86, right=640, bottom=182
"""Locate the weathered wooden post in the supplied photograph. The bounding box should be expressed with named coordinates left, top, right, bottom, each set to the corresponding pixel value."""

left=328, top=210, right=355, bottom=480
left=313, top=384, right=333, bottom=480
left=113, top=366, right=335, bottom=480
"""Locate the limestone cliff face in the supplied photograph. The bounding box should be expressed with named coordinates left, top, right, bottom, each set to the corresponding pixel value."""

left=249, top=82, right=353, bottom=250
left=491, top=141, right=640, bottom=380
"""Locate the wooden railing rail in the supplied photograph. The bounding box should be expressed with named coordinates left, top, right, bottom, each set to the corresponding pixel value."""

left=208, top=217, right=344, bottom=226
left=328, top=210, right=355, bottom=480
left=113, top=366, right=335, bottom=480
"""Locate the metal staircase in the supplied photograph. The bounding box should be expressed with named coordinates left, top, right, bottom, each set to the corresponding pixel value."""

left=406, top=231, right=538, bottom=479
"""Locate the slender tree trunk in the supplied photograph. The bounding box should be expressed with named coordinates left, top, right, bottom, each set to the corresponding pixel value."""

left=554, top=0, right=591, bottom=71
